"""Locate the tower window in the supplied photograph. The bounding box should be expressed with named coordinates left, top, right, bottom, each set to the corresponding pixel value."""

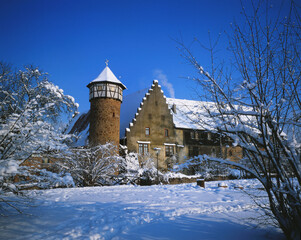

left=113, top=112, right=115, bottom=117
left=145, top=127, right=150, bottom=136
left=165, top=129, right=169, bottom=137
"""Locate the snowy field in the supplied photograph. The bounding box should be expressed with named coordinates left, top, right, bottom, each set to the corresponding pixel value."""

left=0, top=179, right=284, bottom=240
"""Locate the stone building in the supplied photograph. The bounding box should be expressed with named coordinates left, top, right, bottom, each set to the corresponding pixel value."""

left=70, top=67, right=243, bottom=171
left=122, top=80, right=243, bottom=170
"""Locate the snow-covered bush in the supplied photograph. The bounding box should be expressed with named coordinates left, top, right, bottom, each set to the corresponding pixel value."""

left=116, top=153, right=167, bottom=185
left=173, top=156, right=237, bottom=180
left=0, top=63, right=78, bottom=211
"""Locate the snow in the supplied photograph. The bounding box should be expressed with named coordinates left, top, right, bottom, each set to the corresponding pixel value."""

left=89, top=66, right=126, bottom=89
left=166, top=98, right=256, bottom=133
left=166, top=98, right=217, bottom=130
left=0, top=179, right=284, bottom=240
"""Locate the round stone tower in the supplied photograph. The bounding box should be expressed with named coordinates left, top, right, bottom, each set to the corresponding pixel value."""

left=87, top=62, right=126, bottom=147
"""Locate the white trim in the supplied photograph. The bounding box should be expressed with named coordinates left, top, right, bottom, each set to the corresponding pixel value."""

left=137, top=141, right=151, bottom=144
left=177, top=145, right=185, bottom=148
left=164, top=143, right=176, bottom=146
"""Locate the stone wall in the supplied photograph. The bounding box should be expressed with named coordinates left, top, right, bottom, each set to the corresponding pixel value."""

left=89, top=98, right=121, bottom=147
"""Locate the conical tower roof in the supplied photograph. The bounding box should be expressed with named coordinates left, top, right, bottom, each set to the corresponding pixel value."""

left=87, top=65, right=126, bottom=89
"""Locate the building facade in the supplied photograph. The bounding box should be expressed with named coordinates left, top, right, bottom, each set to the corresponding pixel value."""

left=123, top=80, right=243, bottom=170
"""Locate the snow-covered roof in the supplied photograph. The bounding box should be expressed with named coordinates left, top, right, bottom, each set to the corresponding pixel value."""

left=87, top=66, right=126, bottom=89
left=166, top=98, right=217, bottom=131
left=68, top=111, right=90, bottom=146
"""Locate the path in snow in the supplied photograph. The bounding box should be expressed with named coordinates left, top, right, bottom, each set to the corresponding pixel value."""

left=0, top=179, right=284, bottom=240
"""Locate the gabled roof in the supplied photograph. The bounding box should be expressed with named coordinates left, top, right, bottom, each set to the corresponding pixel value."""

left=122, top=80, right=174, bottom=138
left=87, top=66, right=126, bottom=89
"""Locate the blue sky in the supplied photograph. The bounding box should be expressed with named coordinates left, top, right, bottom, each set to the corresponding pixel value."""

left=0, top=0, right=283, bottom=113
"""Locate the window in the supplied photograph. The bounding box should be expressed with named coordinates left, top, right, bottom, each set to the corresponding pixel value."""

left=145, top=127, right=150, bottom=136
left=110, top=85, right=116, bottom=91
left=165, top=129, right=169, bottom=137
left=208, top=132, right=212, bottom=140
left=165, top=145, right=174, bottom=157
left=138, top=143, right=149, bottom=155
left=148, top=114, right=152, bottom=120
left=190, top=131, right=195, bottom=139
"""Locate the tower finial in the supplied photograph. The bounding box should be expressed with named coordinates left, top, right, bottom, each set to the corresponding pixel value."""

left=105, top=59, right=109, bottom=67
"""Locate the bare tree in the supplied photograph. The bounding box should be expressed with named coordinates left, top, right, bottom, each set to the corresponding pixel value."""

left=58, top=143, right=124, bottom=186
left=178, top=1, right=301, bottom=239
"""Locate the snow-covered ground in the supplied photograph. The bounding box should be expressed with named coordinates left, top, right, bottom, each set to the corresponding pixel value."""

left=0, top=179, right=284, bottom=240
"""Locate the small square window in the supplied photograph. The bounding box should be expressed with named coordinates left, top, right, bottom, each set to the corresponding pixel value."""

left=145, top=127, right=150, bottom=136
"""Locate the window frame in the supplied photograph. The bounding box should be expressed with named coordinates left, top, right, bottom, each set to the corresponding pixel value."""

left=164, top=129, right=169, bottom=137
left=165, top=145, right=174, bottom=157
left=190, top=131, right=195, bottom=139
left=138, top=143, right=149, bottom=155
left=145, top=127, right=150, bottom=136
